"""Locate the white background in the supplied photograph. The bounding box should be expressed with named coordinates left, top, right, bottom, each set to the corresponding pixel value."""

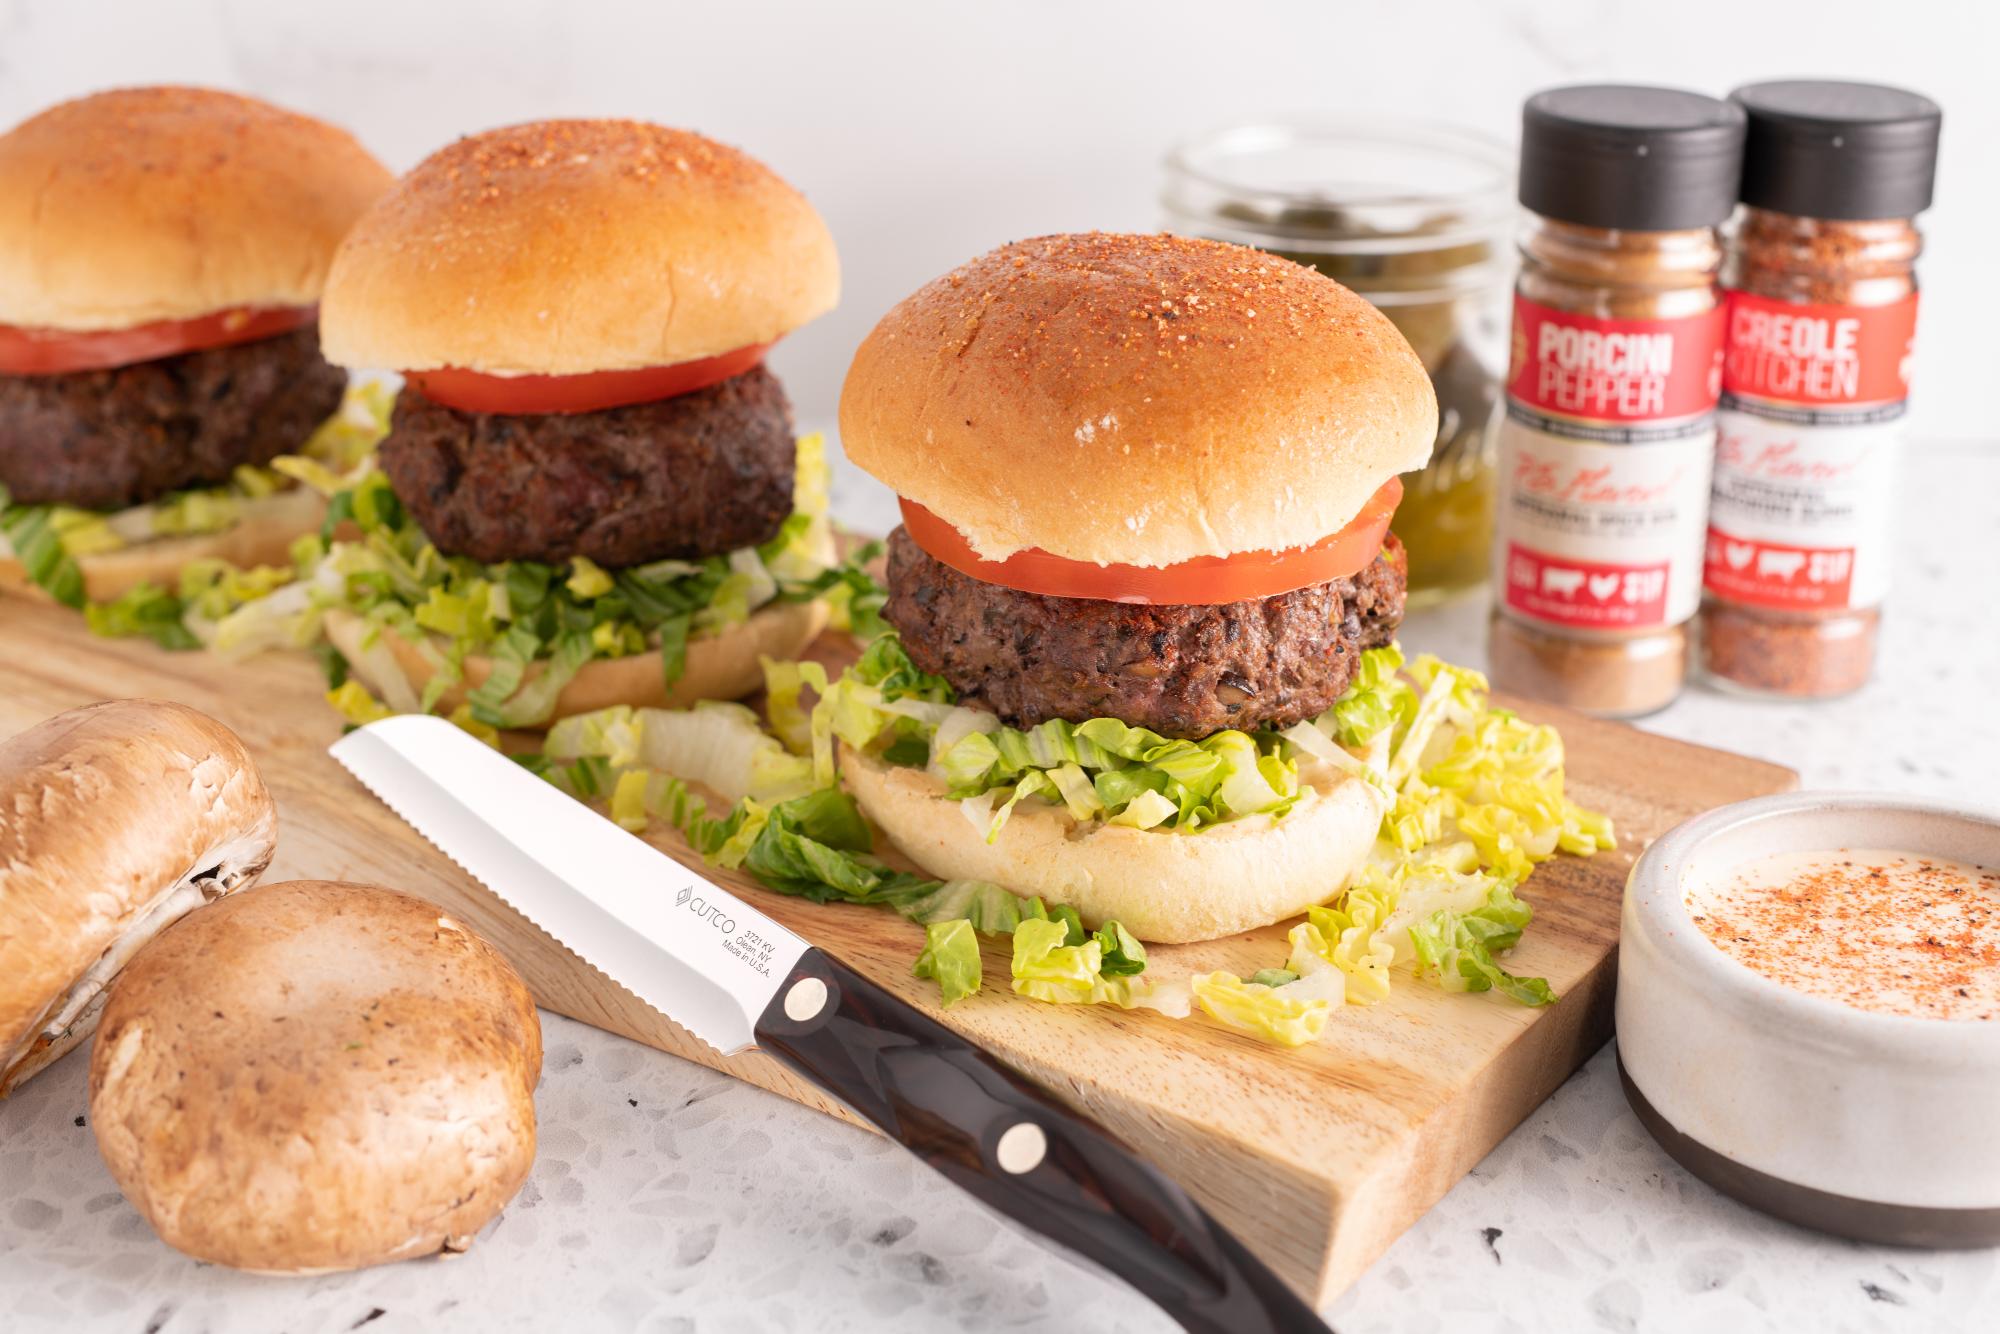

left=0, top=0, right=1989, bottom=449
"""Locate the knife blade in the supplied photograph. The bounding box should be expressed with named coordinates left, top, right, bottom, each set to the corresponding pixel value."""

left=332, top=714, right=1330, bottom=1334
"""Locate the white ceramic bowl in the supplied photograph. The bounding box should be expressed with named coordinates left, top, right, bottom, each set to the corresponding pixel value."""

left=1617, top=791, right=2000, bottom=1246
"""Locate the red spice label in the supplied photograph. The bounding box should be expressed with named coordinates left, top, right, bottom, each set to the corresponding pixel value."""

left=1703, top=531, right=1855, bottom=609
left=1507, top=297, right=1725, bottom=426
left=1502, top=541, right=1671, bottom=629
left=1723, top=291, right=1918, bottom=409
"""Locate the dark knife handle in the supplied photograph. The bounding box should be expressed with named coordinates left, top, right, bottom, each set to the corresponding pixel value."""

left=754, top=948, right=1330, bottom=1334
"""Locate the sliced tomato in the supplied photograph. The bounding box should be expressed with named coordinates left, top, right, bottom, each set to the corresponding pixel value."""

left=406, top=343, right=771, bottom=416
left=0, top=306, right=316, bottom=375
left=900, top=477, right=1404, bottom=606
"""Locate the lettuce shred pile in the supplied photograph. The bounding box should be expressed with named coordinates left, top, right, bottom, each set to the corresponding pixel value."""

left=311, top=432, right=842, bottom=729
left=2, top=382, right=395, bottom=646
left=532, top=625, right=1615, bottom=1046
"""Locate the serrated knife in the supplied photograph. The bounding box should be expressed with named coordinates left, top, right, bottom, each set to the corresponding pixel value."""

left=332, top=714, right=1328, bottom=1334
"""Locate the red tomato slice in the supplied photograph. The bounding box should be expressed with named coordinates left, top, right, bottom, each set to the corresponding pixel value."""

left=0, top=306, right=316, bottom=375
left=406, top=343, right=771, bottom=415
left=901, top=477, right=1404, bottom=605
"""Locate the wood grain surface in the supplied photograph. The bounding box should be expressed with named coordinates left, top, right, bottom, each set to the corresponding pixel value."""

left=0, top=595, right=1796, bottom=1303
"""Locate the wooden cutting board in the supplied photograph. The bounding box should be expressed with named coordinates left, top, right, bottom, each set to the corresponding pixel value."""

left=0, top=594, right=1795, bottom=1304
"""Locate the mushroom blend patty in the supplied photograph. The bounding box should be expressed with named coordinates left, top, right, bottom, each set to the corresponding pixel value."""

left=0, top=327, right=345, bottom=510
left=883, top=526, right=1409, bottom=739
left=375, top=363, right=798, bottom=568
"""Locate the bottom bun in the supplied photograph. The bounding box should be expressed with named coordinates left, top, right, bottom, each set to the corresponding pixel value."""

left=0, top=489, right=326, bottom=606
left=839, top=742, right=1384, bottom=943
left=326, top=597, right=829, bottom=725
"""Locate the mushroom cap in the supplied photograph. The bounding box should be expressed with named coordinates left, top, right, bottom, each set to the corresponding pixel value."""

left=88, top=880, right=542, bottom=1273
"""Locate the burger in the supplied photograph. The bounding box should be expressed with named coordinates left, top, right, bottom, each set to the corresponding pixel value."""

left=834, top=233, right=1435, bottom=943
left=315, top=119, right=842, bottom=729
left=0, top=87, right=393, bottom=624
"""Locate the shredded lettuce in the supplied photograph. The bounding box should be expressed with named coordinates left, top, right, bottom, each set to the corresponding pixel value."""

left=804, top=637, right=1310, bottom=837
left=0, top=488, right=86, bottom=608
left=547, top=701, right=816, bottom=806
left=913, top=919, right=982, bottom=1006
left=1407, top=884, right=1555, bottom=1006
left=17, top=380, right=396, bottom=642
left=1190, top=972, right=1332, bottom=1047
left=314, top=432, right=840, bottom=728
left=524, top=545, right=1615, bottom=1033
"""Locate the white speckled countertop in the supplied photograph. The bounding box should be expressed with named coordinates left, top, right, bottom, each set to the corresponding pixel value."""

left=2, top=442, right=1995, bottom=1333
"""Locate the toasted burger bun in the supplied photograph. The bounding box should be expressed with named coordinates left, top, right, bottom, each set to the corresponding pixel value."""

left=324, top=597, right=828, bottom=725
left=89, top=880, right=542, bottom=1273
left=840, top=742, right=1383, bottom=943
left=322, top=120, right=840, bottom=376
left=0, top=488, right=326, bottom=606
left=840, top=232, right=1436, bottom=566
left=0, top=86, right=392, bottom=331
left=0, top=700, right=275, bottom=1096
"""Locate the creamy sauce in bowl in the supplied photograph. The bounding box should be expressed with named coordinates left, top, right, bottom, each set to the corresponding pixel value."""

left=1684, top=849, right=2000, bottom=1021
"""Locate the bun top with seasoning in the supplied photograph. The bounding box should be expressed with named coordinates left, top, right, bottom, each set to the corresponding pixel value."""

left=0, top=86, right=393, bottom=333
left=321, top=119, right=841, bottom=378
left=841, top=231, right=1436, bottom=569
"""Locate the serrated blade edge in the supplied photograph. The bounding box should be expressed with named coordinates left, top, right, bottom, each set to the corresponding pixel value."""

left=330, top=714, right=809, bottom=1055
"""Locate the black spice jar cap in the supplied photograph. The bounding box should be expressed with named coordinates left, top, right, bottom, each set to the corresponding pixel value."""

left=1733, top=81, right=1942, bottom=221
left=1520, top=85, right=1746, bottom=231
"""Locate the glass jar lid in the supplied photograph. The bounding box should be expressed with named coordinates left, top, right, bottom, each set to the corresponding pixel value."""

left=1162, top=120, right=1514, bottom=302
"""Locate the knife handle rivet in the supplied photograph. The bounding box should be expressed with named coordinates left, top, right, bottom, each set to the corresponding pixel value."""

left=783, top=976, right=829, bottom=1022
left=995, top=1122, right=1047, bottom=1175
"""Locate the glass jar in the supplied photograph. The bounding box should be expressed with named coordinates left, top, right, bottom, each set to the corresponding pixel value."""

left=1162, top=121, right=1514, bottom=605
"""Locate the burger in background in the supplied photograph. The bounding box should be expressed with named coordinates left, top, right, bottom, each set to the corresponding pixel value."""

left=314, top=120, right=844, bottom=731
left=0, top=87, right=394, bottom=644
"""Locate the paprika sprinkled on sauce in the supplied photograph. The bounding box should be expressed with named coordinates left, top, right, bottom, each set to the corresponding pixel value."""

left=1685, top=849, right=2000, bottom=1022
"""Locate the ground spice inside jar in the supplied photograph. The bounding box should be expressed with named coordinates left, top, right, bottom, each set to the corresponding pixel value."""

left=1699, top=82, right=1941, bottom=700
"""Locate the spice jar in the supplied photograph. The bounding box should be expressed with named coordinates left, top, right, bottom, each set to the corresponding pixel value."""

left=1162, top=122, right=1513, bottom=604
left=1489, top=87, right=1745, bottom=718
left=1700, top=82, right=1942, bottom=700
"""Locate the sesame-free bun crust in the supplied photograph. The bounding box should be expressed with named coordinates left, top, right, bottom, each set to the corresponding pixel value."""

left=88, top=880, right=542, bottom=1273
left=0, top=488, right=326, bottom=606
left=324, top=597, right=827, bottom=726
left=321, top=120, right=840, bottom=375
left=0, top=86, right=393, bottom=331
left=840, top=232, right=1436, bottom=566
left=839, top=742, right=1382, bottom=943
left=0, top=700, right=275, bottom=1096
